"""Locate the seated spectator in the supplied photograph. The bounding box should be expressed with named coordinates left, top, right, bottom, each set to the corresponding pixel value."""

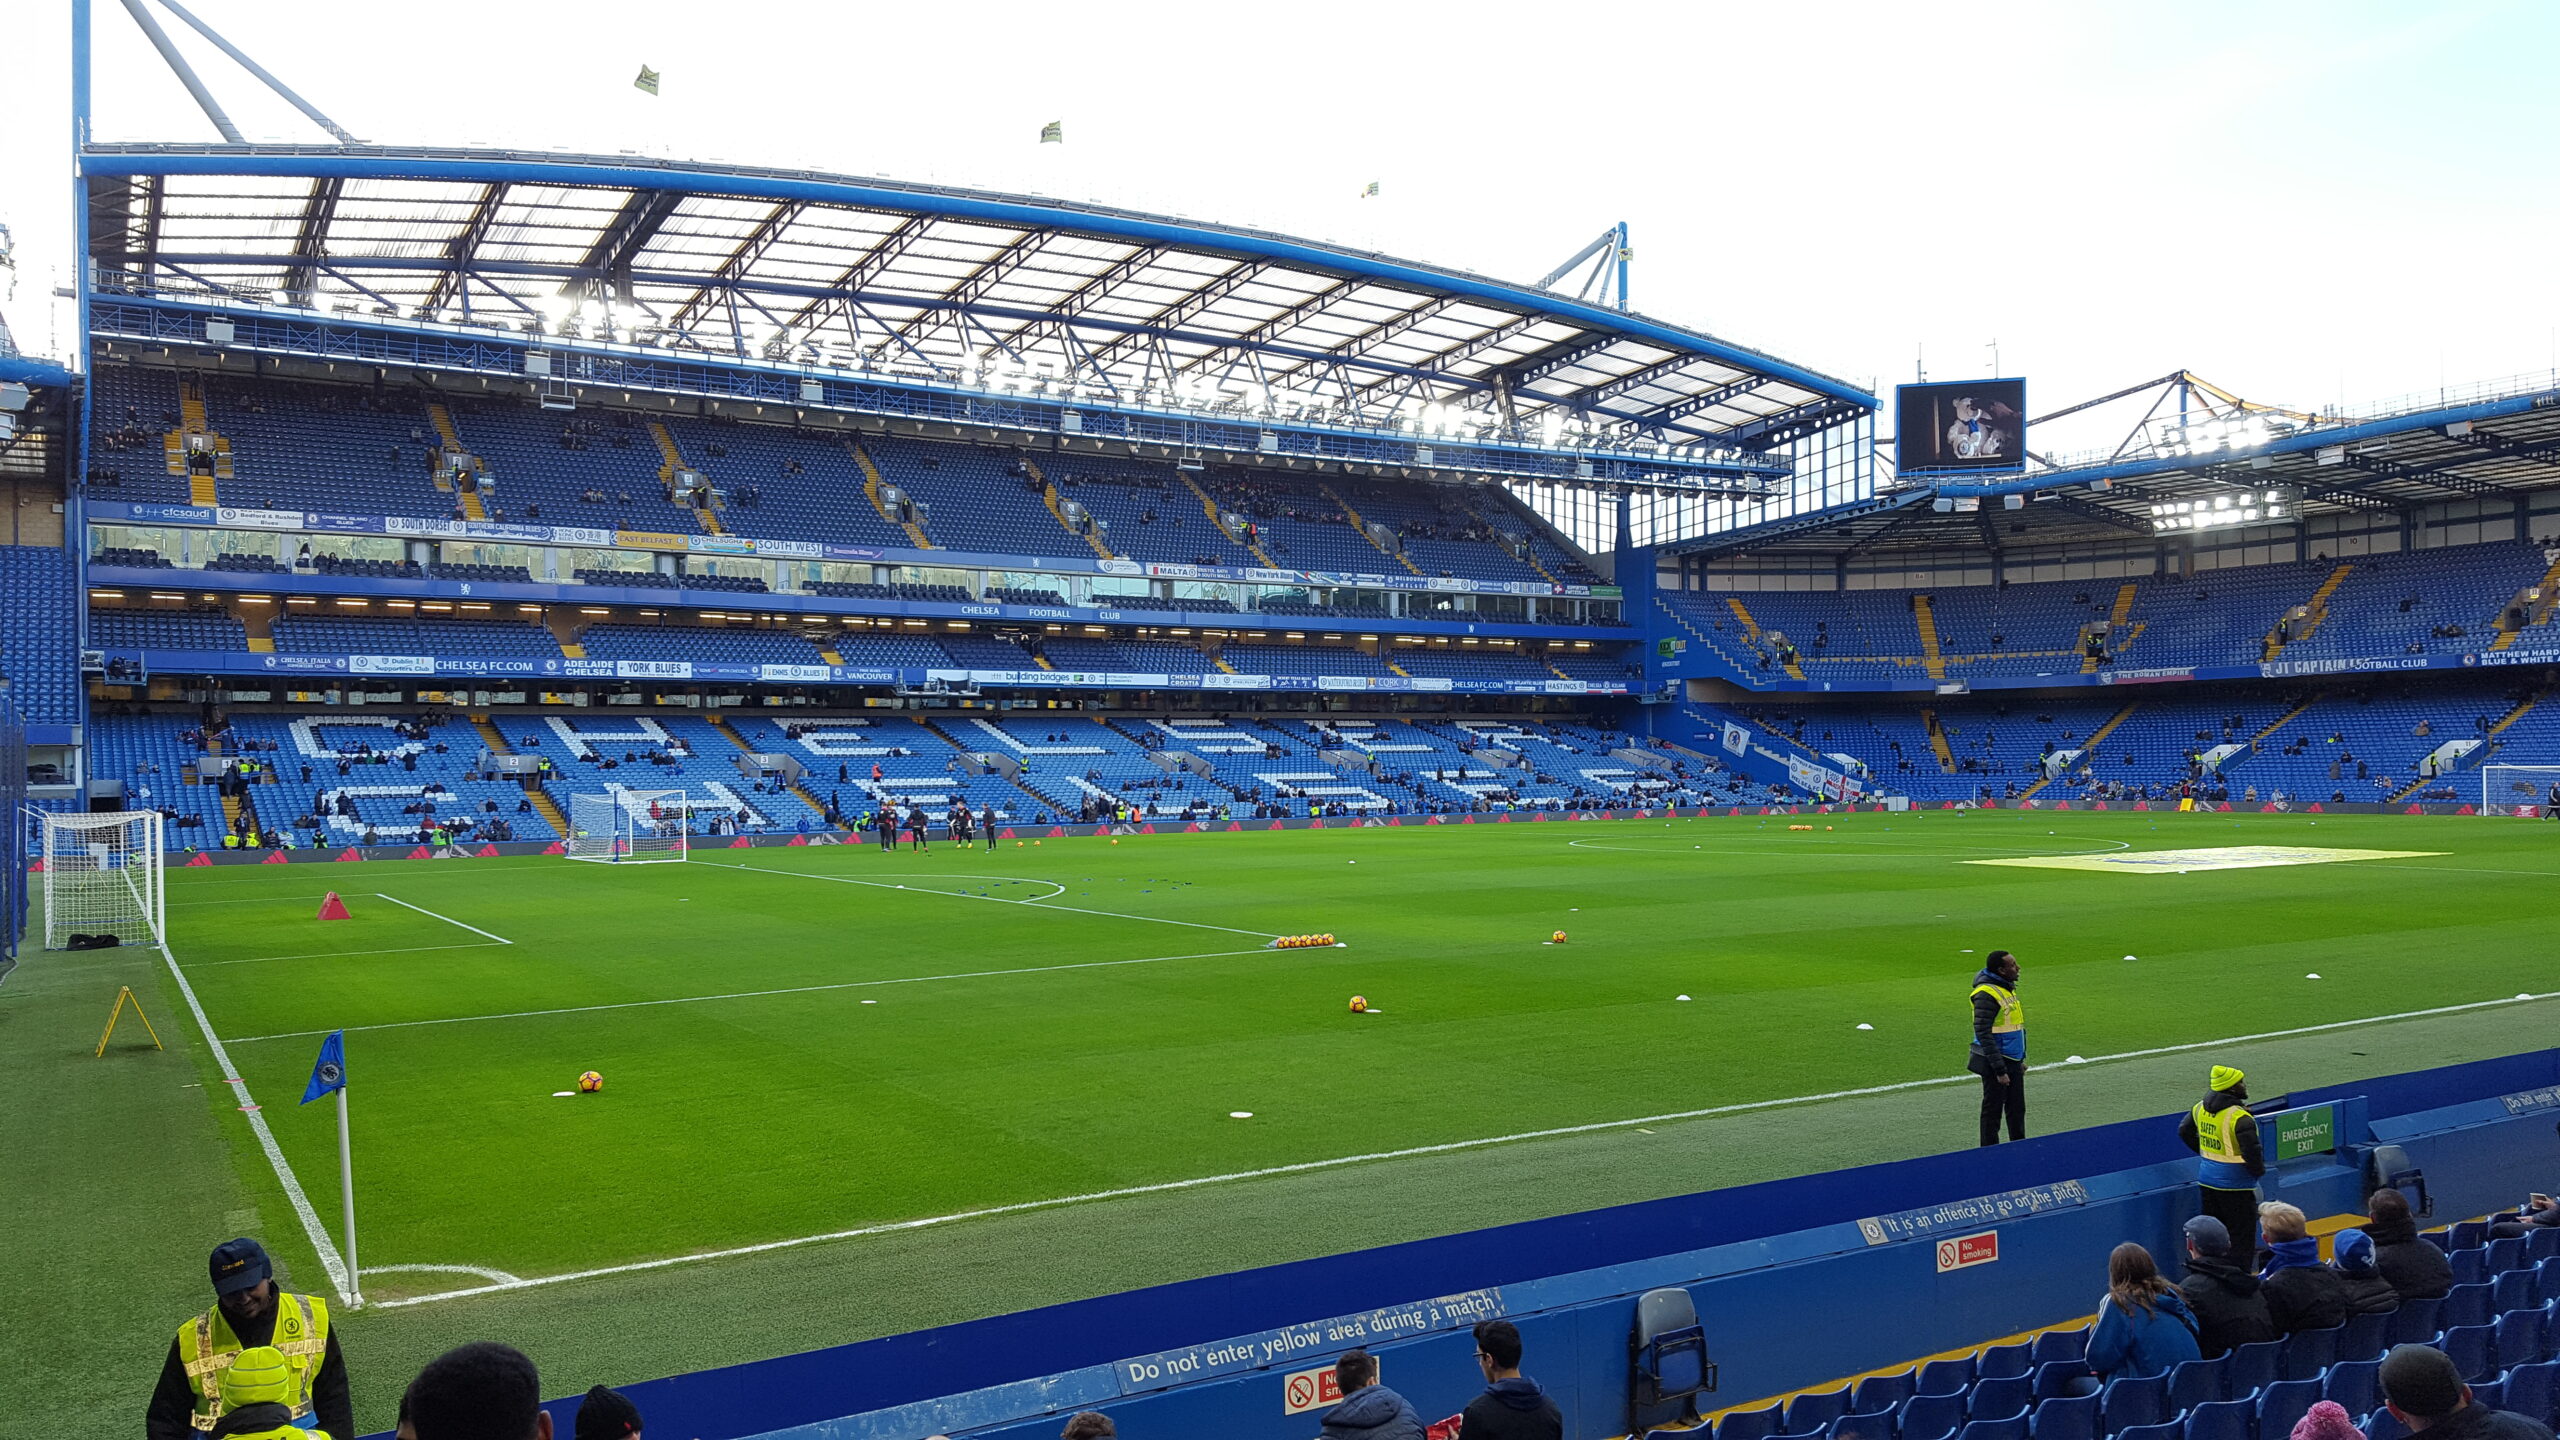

left=2179, top=1215, right=2278, bottom=1358
left=406, top=1342, right=545, bottom=1440
left=2489, top=1190, right=2560, bottom=1241
left=2379, top=1340, right=2557, bottom=1440
left=2361, top=1188, right=2452, bottom=1300
left=2330, top=1228, right=2400, bottom=1316
left=2259, top=1201, right=2350, bottom=1334
left=2085, top=1242, right=2202, bottom=1382
left=2291, top=1401, right=2367, bottom=1440
left=1060, top=1415, right=1114, bottom=1440
left=1460, top=1319, right=1560, bottom=1439
left=1317, top=1349, right=1423, bottom=1440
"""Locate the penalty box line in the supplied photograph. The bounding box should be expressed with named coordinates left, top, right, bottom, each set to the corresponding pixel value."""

left=368, top=989, right=2560, bottom=1310
left=718, top=861, right=1280, bottom=940
left=222, top=946, right=1280, bottom=1044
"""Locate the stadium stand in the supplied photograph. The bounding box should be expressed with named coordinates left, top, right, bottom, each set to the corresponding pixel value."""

left=88, top=607, right=247, bottom=652
left=574, top=625, right=825, bottom=666
left=0, top=547, right=80, bottom=722
left=269, top=613, right=563, bottom=659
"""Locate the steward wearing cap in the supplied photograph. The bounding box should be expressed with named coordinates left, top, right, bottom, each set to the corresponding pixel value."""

left=2178, top=1066, right=2266, bottom=1256
left=147, top=1239, right=353, bottom=1440
left=1965, top=950, right=2026, bottom=1146
left=206, top=1347, right=331, bottom=1440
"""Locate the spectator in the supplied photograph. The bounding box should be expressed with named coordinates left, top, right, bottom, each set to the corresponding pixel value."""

left=2258, top=1202, right=2350, bottom=1334
left=2490, top=1191, right=2560, bottom=1241
left=573, top=1385, right=641, bottom=1440
left=1458, top=1319, right=1561, bottom=1440
left=2084, top=1242, right=2202, bottom=1383
left=2378, top=1341, right=2557, bottom=1440
left=406, top=1342, right=547, bottom=1440
left=148, top=1238, right=354, bottom=1440
left=1060, top=1414, right=1115, bottom=1440
left=2361, top=1188, right=2452, bottom=1300
left=2329, top=1229, right=2400, bottom=1316
left=1316, top=1349, right=1424, bottom=1440
left=208, top=1347, right=313, bottom=1440
left=2290, top=1401, right=2367, bottom=1440
left=2178, top=1215, right=2278, bottom=1358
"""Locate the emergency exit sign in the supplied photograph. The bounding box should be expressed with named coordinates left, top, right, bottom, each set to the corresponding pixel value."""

left=2273, top=1104, right=2337, bottom=1162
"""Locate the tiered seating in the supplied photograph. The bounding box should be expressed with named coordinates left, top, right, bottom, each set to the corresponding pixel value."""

left=1198, top=471, right=1385, bottom=573
left=1930, top=580, right=2123, bottom=677
left=84, top=711, right=215, bottom=844
left=89, top=609, right=248, bottom=652
left=431, top=562, right=535, bottom=584
left=222, top=712, right=561, bottom=845
left=1391, top=647, right=1556, bottom=682
left=830, top=632, right=963, bottom=669
left=530, top=715, right=824, bottom=832
left=1039, top=636, right=1135, bottom=672
left=861, top=438, right=1064, bottom=553
left=202, top=378, right=451, bottom=517
left=93, top=545, right=175, bottom=569
left=0, top=547, right=80, bottom=721
left=269, top=614, right=562, bottom=658
left=574, top=566, right=682, bottom=590
left=734, top=715, right=1025, bottom=824
left=1050, top=461, right=1257, bottom=568
left=987, top=586, right=1068, bottom=607
left=1333, top=480, right=1546, bottom=583
left=574, top=625, right=823, bottom=666
left=673, top=568, right=769, bottom=593
left=663, top=418, right=907, bottom=547
left=310, top=554, right=423, bottom=579
left=1115, top=640, right=1216, bottom=675
left=1219, top=643, right=1394, bottom=677
left=1552, top=650, right=1645, bottom=684
left=1458, top=489, right=1599, bottom=583
left=952, top=716, right=1234, bottom=820
left=809, top=581, right=974, bottom=603
left=936, top=633, right=1039, bottom=669
left=204, top=550, right=289, bottom=574
left=2274, top=543, right=2556, bottom=663
left=448, top=400, right=705, bottom=535
left=84, top=365, right=189, bottom=502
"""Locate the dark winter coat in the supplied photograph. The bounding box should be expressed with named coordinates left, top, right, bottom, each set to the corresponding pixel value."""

left=2180, top=1255, right=2280, bottom=1358
left=2363, top=1213, right=2454, bottom=1300
left=1318, top=1383, right=1427, bottom=1440
left=2259, top=1238, right=2351, bottom=1334
left=1460, top=1377, right=1564, bottom=1440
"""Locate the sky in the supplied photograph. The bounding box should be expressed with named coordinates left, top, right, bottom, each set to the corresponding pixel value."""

left=3, top=0, right=2556, bottom=456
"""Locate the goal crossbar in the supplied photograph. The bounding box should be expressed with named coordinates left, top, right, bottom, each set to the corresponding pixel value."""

left=566, top=789, right=692, bottom=863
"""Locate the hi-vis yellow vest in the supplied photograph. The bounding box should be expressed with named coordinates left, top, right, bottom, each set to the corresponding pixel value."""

left=1971, top=982, right=2026, bottom=1060
left=178, top=1294, right=329, bottom=1432
left=2192, top=1101, right=2258, bottom=1189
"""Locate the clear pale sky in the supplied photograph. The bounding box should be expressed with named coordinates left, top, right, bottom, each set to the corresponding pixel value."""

left=3, top=1, right=2554, bottom=455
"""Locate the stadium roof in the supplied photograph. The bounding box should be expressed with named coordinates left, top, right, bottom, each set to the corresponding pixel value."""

left=79, top=145, right=1874, bottom=454
left=1673, top=377, right=2560, bottom=559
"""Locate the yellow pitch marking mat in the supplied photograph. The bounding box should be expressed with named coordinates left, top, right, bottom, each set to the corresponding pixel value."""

left=1967, top=845, right=2446, bottom=875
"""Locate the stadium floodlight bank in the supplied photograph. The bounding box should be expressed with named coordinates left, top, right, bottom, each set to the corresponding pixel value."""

left=39, top=810, right=166, bottom=949
left=2481, top=765, right=2560, bottom=814
left=567, top=790, right=693, bottom=864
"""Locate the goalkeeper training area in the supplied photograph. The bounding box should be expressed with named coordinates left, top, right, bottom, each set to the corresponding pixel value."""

left=27, top=806, right=2560, bottom=1431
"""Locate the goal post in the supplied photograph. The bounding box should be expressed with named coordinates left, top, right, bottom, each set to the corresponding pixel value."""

left=39, top=809, right=166, bottom=949
left=565, top=789, right=691, bottom=864
left=2480, top=765, right=2560, bottom=815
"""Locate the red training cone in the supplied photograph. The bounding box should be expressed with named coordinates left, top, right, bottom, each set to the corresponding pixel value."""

left=316, top=892, right=352, bottom=921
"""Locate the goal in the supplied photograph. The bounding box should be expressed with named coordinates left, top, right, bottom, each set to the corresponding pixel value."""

left=2479, top=765, right=2560, bottom=816
left=39, top=810, right=166, bottom=949
left=566, top=789, right=691, bottom=864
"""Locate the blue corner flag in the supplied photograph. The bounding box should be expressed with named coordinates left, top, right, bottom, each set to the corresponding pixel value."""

left=301, top=1031, right=347, bottom=1105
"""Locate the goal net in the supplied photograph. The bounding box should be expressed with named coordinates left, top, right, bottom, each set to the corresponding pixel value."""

left=2480, top=765, right=2560, bottom=816
left=566, top=789, right=691, bottom=863
left=39, top=810, right=166, bottom=949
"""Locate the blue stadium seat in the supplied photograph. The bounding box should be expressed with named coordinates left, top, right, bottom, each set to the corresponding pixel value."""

left=2424, top=1231, right=2453, bottom=1254
left=2339, top=1311, right=2392, bottom=1364
left=2532, top=1230, right=2560, bottom=1264
left=2034, top=1331, right=2092, bottom=1367
left=1853, top=1371, right=1917, bottom=1416
left=2101, top=1374, right=2170, bottom=1435
left=2538, top=1257, right=2560, bottom=1304
left=1956, top=1417, right=2029, bottom=1440
left=2388, top=1298, right=2444, bottom=1348
left=2454, top=1222, right=2492, bottom=1251
left=2168, top=1357, right=2227, bottom=1412
left=2182, top=1398, right=2252, bottom=1440
left=2470, top=1378, right=2505, bottom=1412
left=2225, top=1340, right=2284, bottom=1400
left=2112, top=1421, right=2182, bottom=1440
left=1921, top=1359, right=1979, bottom=1397
left=2440, top=1322, right=2496, bottom=1383
left=1981, top=1344, right=2035, bottom=1381
left=2496, top=1308, right=2548, bottom=1370
left=2284, top=1324, right=2341, bottom=1381
left=2322, top=1360, right=2380, bottom=1422
left=2453, top=1251, right=2490, bottom=1288
left=2367, top=1405, right=2411, bottom=1440
left=2037, top=1362, right=2096, bottom=1401
left=1832, top=1413, right=1896, bottom=1440
left=1721, top=1402, right=1786, bottom=1440
left=2443, top=1283, right=2496, bottom=1330
left=2255, top=1378, right=2322, bottom=1440
left=1901, top=1393, right=1968, bottom=1440
left=1788, top=1386, right=1853, bottom=1434
left=2497, top=1270, right=2542, bottom=1315
left=2490, top=1237, right=2531, bottom=1275
left=2499, top=1359, right=2557, bottom=1428
left=2030, top=1394, right=2099, bottom=1440
left=1972, top=1375, right=2033, bottom=1421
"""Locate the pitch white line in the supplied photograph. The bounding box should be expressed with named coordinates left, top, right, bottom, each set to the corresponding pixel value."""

left=197, top=942, right=511, bottom=969
left=720, top=862, right=1278, bottom=939
left=361, top=1262, right=525, bottom=1284
left=1564, top=837, right=2136, bottom=858
left=2363, top=863, right=2560, bottom=879
left=150, top=938, right=356, bottom=1305
left=373, top=893, right=513, bottom=945
left=223, top=947, right=1279, bottom=1044
left=368, top=988, right=2560, bottom=1309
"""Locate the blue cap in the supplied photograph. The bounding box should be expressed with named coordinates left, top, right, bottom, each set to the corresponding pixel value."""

left=2334, top=1227, right=2377, bottom=1275
left=209, top=1237, right=271, bottom=1297
left=2183, top=1214, right=2231, bottom=1256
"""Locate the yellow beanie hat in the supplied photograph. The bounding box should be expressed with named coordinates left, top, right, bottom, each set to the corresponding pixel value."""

left=2210, top=1065, right=2245, bottom=1092
left=219, top=1346, right=294, bottom=1408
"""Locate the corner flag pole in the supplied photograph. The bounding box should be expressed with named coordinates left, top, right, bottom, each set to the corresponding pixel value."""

left=336, top=1083, right=360, bottom=1307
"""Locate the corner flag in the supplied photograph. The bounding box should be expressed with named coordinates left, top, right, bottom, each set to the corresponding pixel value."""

left=301, top=1030, right=346, bottom=1104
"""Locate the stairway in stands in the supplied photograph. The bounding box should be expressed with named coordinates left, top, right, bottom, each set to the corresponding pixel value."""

left=2389, top=686, right=2548, bottom=802
left=167, top=377, right=233, bottom=506
left=1723, top=597, right=1803, bottom=679
left=1321, top=483, right=1427, bottom=577
left=471, top=716, right=570, bottom=835
left=1025, top=455, right=1114, bottom=559
left=2018, top=701, right=2140, bottom=801
left=1175, top=468, right=1279, bottom=566
left=652, top=422, right=722, bottom=534
left=852, top=440, right=934, bottom=548
left=2261, top=564, right=2356, bottom=661
left=706, top=715, right=831, bottom=819
left=1921, top=709, right=1957, bottom=772
left=1912, top=594, right=1947, bottom=680
left=2084, top=582, right=2143, bottom=673
left=2488, top=552, right=2560, bottom=651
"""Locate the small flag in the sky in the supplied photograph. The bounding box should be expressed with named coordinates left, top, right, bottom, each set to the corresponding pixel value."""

left=1039, top=120, right=1063, bottom=144
left=300, top=1030, right=347, bottom=1105
left=634, top=65, right=661, bottom=96
left=1360, top=180, right=1381, bottom=199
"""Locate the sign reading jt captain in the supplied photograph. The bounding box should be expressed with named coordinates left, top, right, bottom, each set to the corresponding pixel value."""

left=1858, top=1180, right=2090, bottom=1245
left=1111, top=1289, right=1503, bottom=1396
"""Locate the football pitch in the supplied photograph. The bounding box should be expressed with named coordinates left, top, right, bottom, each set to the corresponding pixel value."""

left=26, top=808, right=2560, bottom=1433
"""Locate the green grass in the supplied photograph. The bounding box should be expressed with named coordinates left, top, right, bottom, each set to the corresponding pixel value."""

left=21, top=808, right=2560, bottom=1436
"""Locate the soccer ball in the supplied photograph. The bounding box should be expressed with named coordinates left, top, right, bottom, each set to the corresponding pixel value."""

left=1552, top=930, right=1568, bottom=944
left=1349, top=996, right=1368, bottom=1013
left=577, top=1071, right=603, bottom=1094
